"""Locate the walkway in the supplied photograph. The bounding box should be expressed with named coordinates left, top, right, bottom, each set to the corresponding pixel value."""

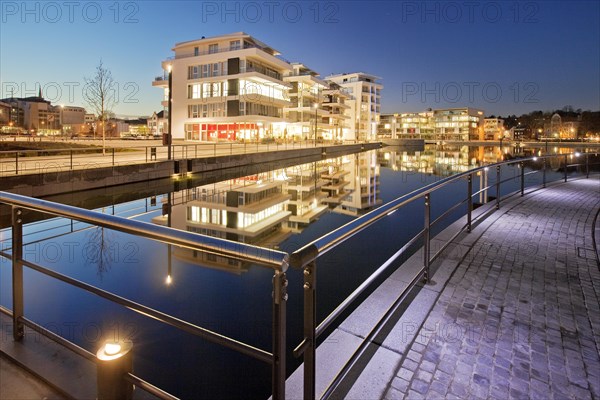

left=0, top=354, right=65, bottom=399
left=379, top=177, right=600, bottom=399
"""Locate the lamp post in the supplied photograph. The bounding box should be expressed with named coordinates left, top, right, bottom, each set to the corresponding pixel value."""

left=167, top=64, right=173, bottom=160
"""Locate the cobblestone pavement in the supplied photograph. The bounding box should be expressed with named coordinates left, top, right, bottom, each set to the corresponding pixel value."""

left=385, top=177, right=600, bottom=400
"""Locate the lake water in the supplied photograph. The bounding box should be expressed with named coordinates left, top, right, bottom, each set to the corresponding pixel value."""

left=0, top=144, right=587, bottom=399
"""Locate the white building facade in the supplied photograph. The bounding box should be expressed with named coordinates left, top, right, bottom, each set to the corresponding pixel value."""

left=325, top=72, right=382, bottom=142
left=154, top=32, right=293, bottom=142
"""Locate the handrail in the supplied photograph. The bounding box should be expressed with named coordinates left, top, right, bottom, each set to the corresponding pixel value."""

left=290, top=161, right=492, bottom=268
left=20, top=256, right=274, bottom=363
left=0, top=191, right=287, bottom=269
left=0, top=190, right=290, bottom=399
left=290, top=153, right=598, bottom=268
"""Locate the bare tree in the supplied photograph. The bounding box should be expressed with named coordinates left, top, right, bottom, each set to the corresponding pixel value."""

left=84, top=60, right=115, bottom=155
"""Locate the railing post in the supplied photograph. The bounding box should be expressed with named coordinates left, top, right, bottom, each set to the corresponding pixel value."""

left=96, top=341, right=133, bottom=400
left=12, top=206, right=24, bottom=341
left=467, top=174, right=473, bottom=233
left=214, top=144, right=217, bottom=157
left=586, top=153, right=590, bottom=178
left=70, top=150, right=73, bottom=170
left=423, top=194, right=431, bottom=283
left=112, top=148, right=115, bottom=166
left=564, top=154, right=568, bottom=182
left=15, top=152, right=19, bottom=175
left=303, top=261, right=317, bottom=400
left=520, top=161, right=525, bottom=196
left=496, top=165, right=501, bottom=209
left=195, top=144, right=198, bottom=159
left=542, top=156, right=547, bottom=188
left=272, top=266, right=288, bottom=400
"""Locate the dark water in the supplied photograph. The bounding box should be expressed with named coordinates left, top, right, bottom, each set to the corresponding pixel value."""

left=0, top=144, right=587, bottom=399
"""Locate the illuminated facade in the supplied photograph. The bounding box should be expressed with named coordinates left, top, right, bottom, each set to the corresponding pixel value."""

left=378, top=108, right=484, bottom=142
left=283, top=63, right=329, bottom=141
left=154, top=32, right=293, bottom=141
left=326, top=72, right=382, bottom=142
left=483, top=118, right=505, bottom=140
left=543, top=113, right=579, bottom=140
left=322, top=82, right=351, bottom=142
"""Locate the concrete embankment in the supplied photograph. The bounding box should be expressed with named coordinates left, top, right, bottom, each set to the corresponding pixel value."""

left=1, top=143, right=382, bottom=197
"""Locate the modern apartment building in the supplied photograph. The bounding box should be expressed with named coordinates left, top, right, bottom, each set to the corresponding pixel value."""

left=283, top=63, right=328, bottom=141
left=322, top=82, right=351, bottom=142
left=325, top=72, right=382, bottom=142
left=154, top=32, right=293, bottom=141
left=379, top=108, right=484, bottom=142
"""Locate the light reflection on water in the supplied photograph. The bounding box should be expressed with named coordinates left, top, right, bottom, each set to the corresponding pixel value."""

left=0, top=144, right=585, bottom=399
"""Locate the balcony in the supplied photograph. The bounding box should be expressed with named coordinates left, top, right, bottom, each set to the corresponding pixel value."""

left=152, top=76, right=168, bottom=87
left=167, top=43, right=291, bottom=64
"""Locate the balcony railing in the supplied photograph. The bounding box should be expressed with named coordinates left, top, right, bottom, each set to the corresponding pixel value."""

left=0, top=151, right=598, bottom=399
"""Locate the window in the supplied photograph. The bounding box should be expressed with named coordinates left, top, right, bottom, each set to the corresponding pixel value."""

left=208, top=44, right=218, bottom=54
left=212, top=63, right=220, bottom=77
left=202, top=64, right=209, bottom=78
left=194, top=47, right=199, bottom=56
left=230, top=40, right=240, bottom=50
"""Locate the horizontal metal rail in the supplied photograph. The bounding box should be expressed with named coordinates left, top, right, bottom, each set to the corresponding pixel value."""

left=315, top=229, right=425, bottom=340
left=20, top=316, right=96, bottom=361
left=16, top=256, right=273, bottom=364
left=430, top=197, right=468, bottom=229
left=291, top=158, right=520, bottom=268
left=0, top=191, right=287, bottom=269
left=321, top=268, right=426, bottom=399
left=126, top=373, right=180, bottom=400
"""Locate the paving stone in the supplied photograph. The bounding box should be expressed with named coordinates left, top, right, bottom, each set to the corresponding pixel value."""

left=410, top=379, right=429, bottom=395
left=372, top=179, right=600, bottom=400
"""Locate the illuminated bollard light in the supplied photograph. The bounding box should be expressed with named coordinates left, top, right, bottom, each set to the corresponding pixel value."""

left=96, top=340, right=133, bottom=400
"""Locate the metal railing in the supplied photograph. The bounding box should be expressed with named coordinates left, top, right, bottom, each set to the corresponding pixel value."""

left=0, top=140, right=355, bottom=177
left=287, top=151, right=598, bottom=399
left=0, top=151, right=597, bottom=399
left=0, top=191, right=289, bottom=400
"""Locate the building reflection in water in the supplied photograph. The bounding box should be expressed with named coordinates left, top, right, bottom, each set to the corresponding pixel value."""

left=151, top=143, right=581, bottom=276
left=152, top=152, right=383, bottom=274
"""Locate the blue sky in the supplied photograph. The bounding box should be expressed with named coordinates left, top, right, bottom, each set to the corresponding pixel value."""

left=1, top=0, right=598, bottom=117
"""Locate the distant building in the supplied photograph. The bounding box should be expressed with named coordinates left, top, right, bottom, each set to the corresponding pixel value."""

left=326, top=72, right=382, bottom=142
left=125, top=118, right=150, bottom=137
left=542, top=113, right=579, bottom=139
left=0, top=94, right=61, bottom=134
left=60, top=106, right=87, bottom=136
left=378, top=107, right=484, bottom=142
left=483, top=118, right=505, bottom=140
left=148, top=110, right=167, bottom=137
left=0, top=101, right=10, bottom=126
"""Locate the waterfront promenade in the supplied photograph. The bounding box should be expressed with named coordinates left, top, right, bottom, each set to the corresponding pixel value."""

left=1, top=169, right=599, bottom=399
left=331, top=176, right=599, bottom=400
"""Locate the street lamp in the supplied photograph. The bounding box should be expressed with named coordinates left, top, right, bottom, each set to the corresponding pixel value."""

left=167, top=64, right=173, bottom=160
